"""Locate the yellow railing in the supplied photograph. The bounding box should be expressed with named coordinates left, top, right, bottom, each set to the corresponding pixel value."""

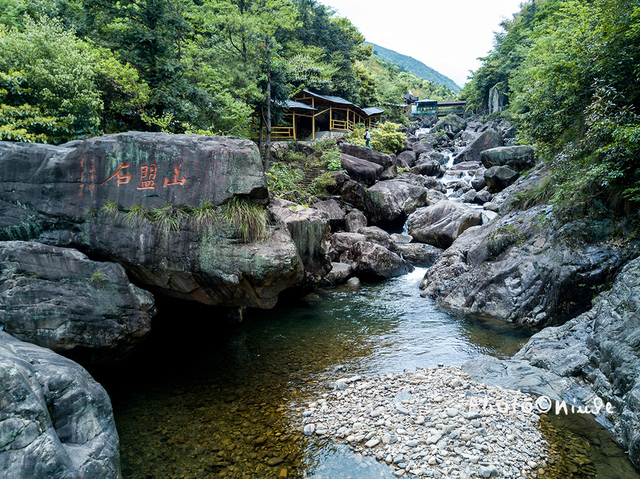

left=330, top=119, right=356, bottom=131
left=249, top=126, right=296, bottom=141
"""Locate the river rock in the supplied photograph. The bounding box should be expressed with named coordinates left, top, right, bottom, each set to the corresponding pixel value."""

left=269, top=198, right=332, bottom=290
left=406, top=201, right=482, bottom=249
left=344, top=208, right=368, bottom=232
left=340, top=153, right=383, bottom=186
left=484, top=165, right=519, bottom=192
left=0, top=241, right=155, bottom=364
left=432, top=115, right=467, bottom=138
left=0, top=134, right=305, bottom=309
left=338, top=143, right=394, bottom=169
left=420, top=205, right=631, bottom=326
left=321, top=262, right=353, bottom=286
left=356, top=226, right=400, bottom=254
left=340, top=180, right=369, bottom=212
left=396, top=150, right=416, bottom=168
left=396, top=243, right=443, bottom=267
left=0, top=331, right=120, bottom=478
left=512, top=256, right=640, bottom=468
left=412, top=140, right=435, bottom=156
left=453, top=128, right=503, bottom=164
left=481, top=145, right=536, bottom=171
left=328, top=233, right=412, bottom=281
left=366, top=179, right=429, bottom=228
left=312, top=199, right=345, bottom=230
left=410, top=158, right=445, bottom=177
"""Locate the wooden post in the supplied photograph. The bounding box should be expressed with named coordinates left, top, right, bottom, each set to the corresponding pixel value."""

left=293, top=112, right=297, bottom=140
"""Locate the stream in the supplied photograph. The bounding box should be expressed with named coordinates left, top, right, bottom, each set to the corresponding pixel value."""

left=92, top=268, right=639, bottom=479
left=91, top=144, right=639, bottom=478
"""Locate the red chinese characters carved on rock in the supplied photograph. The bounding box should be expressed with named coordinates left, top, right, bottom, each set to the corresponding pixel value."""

left=101, top=163, right=132, bottom=187
left=94, top=163, right=187, bottom=190
left=137, top=163, right=158, bottom=190
left=163, top=166, right=186, bottom=187
left=78, top=158, right=97, bottom=196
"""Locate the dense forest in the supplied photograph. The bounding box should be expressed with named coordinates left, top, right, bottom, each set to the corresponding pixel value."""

left=0, top=0, right=455, bottom=145
left=461, top=0, right=640, bottom=210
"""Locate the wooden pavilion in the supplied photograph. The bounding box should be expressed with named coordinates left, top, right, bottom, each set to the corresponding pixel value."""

left=254, top=90, right=384, bottom=141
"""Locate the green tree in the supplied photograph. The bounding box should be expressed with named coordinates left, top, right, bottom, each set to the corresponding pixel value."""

left=0, top=17, right=102, bottom=143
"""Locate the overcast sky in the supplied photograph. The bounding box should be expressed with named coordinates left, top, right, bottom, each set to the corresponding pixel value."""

left=318, top=0, right=524, bottom=88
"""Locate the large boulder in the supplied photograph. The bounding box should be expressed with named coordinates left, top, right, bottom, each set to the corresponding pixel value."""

left=410, top=157, right=445, bottom=177
left=365, top=179, right=429, bottom=228
left=453, top=128, right=503, bottom=164
left=515, top=256, right=640, bottom=468
left=396, top=150, right=416, bottom=168
left=338, top=143, right=394, bottom=169
left=407, top=201, right=483, bottom=249
left=0, top=241, right=155, bottom=364
left=484, top=165, right=519, bottom=191
left=269, top=198, right=332, bottom=290
left=396, top=243, right=443, bottom=267
left=0, top=331, right=121, bottom=478
left=480, top=145, right=536, bottom=171
left=420, top=205, right=632, bottom=326
left=349, top=241, right=413, bottom=281
left=340, top=153, right=383, bottom=185
left=328, top=232, right=412, bottom=281
left=432, top=115, right=467, bottom=138
left=0, top=134, right=304, bottom=309
left=344, top=209, right=368, bottom=232
left=463, top=255, right=640, bottom=469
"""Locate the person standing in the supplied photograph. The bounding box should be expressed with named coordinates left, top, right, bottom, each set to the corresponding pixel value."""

left=364, top=128, right=371, bottom=148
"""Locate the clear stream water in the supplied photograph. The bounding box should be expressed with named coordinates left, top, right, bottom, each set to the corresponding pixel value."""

left=91, top=269, right=640, bottom=479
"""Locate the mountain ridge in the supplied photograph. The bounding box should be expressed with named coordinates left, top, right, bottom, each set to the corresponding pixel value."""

left=365, top=42, right=461, bottom=94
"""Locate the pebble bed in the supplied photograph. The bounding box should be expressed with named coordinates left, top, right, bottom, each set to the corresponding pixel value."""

left=298, top=366, right=549, bottom=478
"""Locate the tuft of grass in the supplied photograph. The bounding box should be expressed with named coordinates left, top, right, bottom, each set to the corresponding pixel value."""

left=223, top=198, right=270, bottom=244
left=90, top=269, right=107, bottom=285
left=124, top=204, right=151, bottom=227
left=100, top=200, right=120, bottom=217
left=191, top=201, right=219, bottom=228
left=151, top=204, right=188, bottom=232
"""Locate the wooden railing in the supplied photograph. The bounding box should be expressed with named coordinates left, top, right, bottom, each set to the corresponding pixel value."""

left=249, top=126, right=296, bottom=140
left=330, top=119, right=356, bottom=131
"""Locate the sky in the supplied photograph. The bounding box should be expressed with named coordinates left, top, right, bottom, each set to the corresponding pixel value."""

left=317, top=0, right=525, bottom=88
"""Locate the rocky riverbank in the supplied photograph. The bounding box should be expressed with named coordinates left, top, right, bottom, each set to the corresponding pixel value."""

left=298, top=367, right=548, bottom=478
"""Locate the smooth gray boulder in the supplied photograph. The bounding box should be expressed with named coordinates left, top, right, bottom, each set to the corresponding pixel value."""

left=0, top=331, right=121, bottom=478
left=340, top=153, right=383, bottom=186
left=396, top=243, right=443, bottom=267
left=312, top=199, right=345, bottom=230
left=454, top=128, right=503, bottom=164
left=396, top=150, right=416, bottom=168
left=484, top=165, right=519, bottom=191
left=338, top=143, right=394, bottom=169
left=481, top=145, right=536, bottom=171
left=407, top=201, right=482, bottom=249
left=365, top=179, right=429, bottom=228
left=410, top=157, right=445, bottom=177
left=0, top=134, right=304, bottom=309
left=0, top=241, right=155, bottom=364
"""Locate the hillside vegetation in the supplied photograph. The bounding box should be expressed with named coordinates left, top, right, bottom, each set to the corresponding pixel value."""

left=366, top=42, right=460, bottom=93
left=0, top=0, right=455, bottom=144
left=462, top=0, right=640, bottom=212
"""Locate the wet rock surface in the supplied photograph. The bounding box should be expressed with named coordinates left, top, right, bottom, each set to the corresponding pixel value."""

left=419, top=205, right=632, bottom=327
left=0, top=241, right=155, bottom=364
left=0, top=331, right=120, bottom=479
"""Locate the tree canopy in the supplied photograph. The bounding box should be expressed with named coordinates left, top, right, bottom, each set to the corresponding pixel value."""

left=462, top=0, right=640, bottom=209
left=0, top=0, right=457, bottom=145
